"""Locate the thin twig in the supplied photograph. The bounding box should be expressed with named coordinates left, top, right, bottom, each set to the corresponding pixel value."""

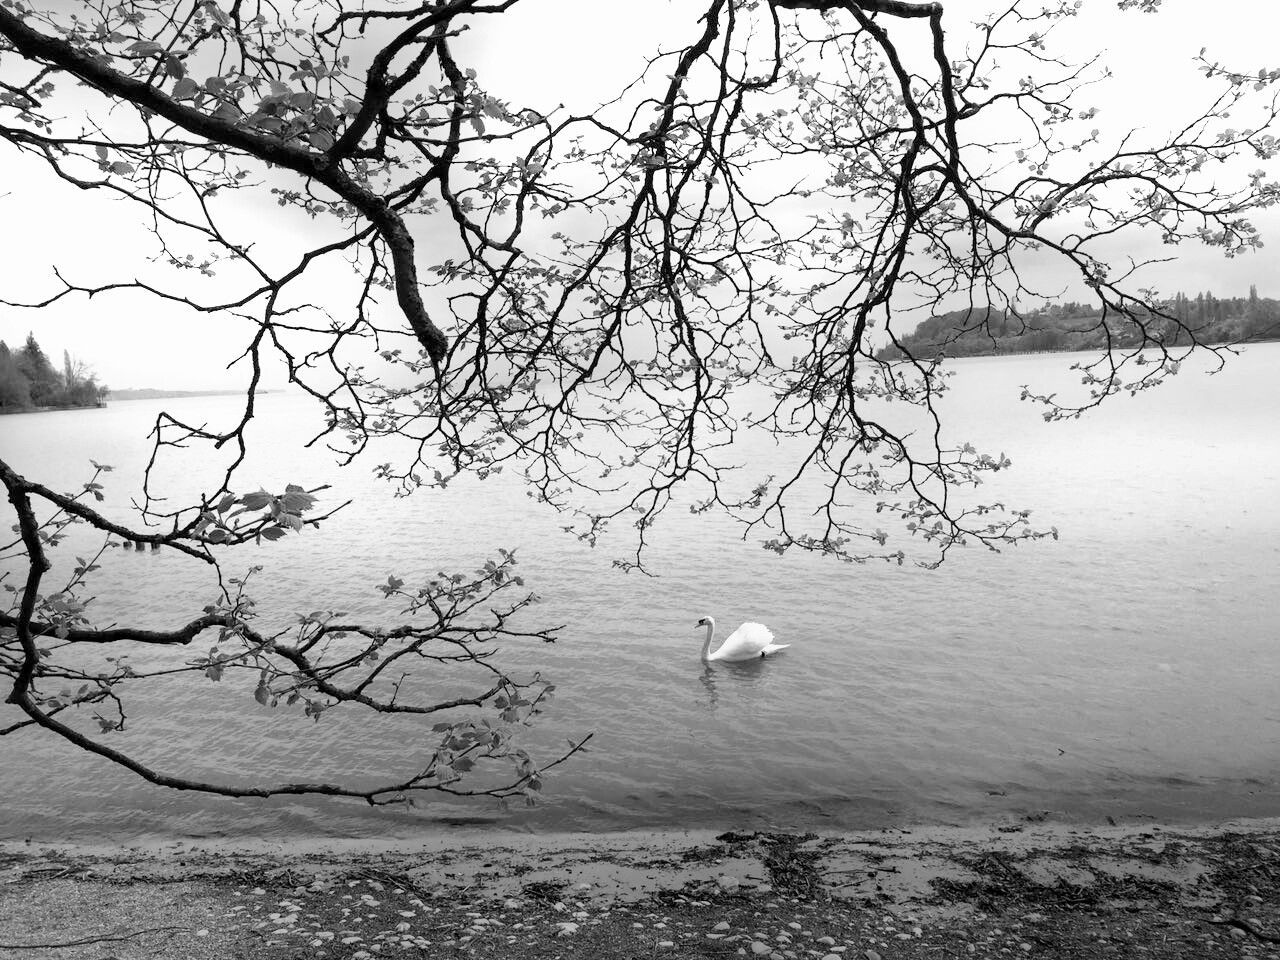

left=0, top=925, right=188, bottom=949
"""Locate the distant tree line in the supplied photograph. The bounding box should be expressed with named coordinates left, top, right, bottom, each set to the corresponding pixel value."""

left=0, top=333, right=108, bottom=412
left=879, top=287, right=1280, bottom=360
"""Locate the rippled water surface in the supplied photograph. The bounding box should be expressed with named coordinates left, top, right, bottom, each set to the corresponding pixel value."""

left=2, top=346, right=1278, bottom=840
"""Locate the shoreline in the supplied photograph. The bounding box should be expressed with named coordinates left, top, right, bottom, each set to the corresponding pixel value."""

left=9, top=813, right=1280, bottom=866
left=0, top=402, right=106, bottom=415
left=4, top=816, right=1279, bottom=958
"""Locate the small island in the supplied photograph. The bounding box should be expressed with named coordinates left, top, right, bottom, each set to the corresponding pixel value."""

left=0, top=333, right=108, bottom=414
left=878, top=287, right=1280, bottom=359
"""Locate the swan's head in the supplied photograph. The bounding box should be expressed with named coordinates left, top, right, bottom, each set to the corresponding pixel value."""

left=695, top=616, right=713, bottom=630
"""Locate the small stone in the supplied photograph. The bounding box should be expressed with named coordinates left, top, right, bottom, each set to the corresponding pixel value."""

left=658, top=941, right=675, bottom=948
left=195, top=930, right=209, bottom=938
left=751, top=942, right=772, bottom=956
left=866, top=952, right=882, bottom=960
left=788, top=922, right=802, bottom=931
left=824, top=955, right=842, bottom=960
left=714, top=921, right=732, bottom=932
left=817, top=936, right=836, bottom=946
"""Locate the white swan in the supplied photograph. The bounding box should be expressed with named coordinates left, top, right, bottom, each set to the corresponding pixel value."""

left=697, top=616, right=790, bottom=662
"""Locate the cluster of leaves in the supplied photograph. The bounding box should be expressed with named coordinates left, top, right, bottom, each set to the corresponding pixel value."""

left=193, top=484, right=318, bottom=544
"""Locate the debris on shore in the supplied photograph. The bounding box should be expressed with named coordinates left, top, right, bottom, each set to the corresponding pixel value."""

left=2, top=820, right=1278, bottom=959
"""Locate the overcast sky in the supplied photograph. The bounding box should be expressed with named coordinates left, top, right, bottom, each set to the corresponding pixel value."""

left=1, top=0, right=1277, bottom=391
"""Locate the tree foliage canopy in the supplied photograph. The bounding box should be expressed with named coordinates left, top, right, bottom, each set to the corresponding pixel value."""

left=1, top=0, right=1277, bottom=806
left=0, top=332, right=105, bottom=409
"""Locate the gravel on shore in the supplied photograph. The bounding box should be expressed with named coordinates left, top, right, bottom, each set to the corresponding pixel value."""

left=3, top=819, right=1279, bottom=959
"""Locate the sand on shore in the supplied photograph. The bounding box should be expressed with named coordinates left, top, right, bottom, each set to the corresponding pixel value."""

left=3, top=818, right=1279, bottom=959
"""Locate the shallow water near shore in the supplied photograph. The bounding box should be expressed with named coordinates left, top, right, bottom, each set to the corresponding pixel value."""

left=1, top=345, right=1278, bottom=841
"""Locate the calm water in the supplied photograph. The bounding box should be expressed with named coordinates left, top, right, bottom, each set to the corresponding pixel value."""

left=2, top=347, right=1278, bottom=841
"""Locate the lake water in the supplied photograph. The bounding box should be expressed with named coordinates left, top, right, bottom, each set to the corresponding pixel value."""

left=1, top=346, right=1278, bottom=841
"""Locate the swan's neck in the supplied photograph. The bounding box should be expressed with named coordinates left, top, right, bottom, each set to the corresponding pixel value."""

left=700, top=619, right=716, bottom=661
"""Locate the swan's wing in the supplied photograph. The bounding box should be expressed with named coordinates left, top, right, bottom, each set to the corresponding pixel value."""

left=719, top=622, right=775, bottom=658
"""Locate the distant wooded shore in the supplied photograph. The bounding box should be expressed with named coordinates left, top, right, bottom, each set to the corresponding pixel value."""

left=0, top=385, right=274, bottom=414
left=878, top=287, right=1279, bottom=359
left=1, top=330, right=272, bottom=413
left=107, top=388, right=266, bottom=400
left=0, top=333, right=106, bottom=413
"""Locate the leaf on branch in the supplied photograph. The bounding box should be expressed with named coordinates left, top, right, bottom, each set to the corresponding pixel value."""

left=280, top=488, right=316, bottom=513
left=239, top=491, right=273, bottom=511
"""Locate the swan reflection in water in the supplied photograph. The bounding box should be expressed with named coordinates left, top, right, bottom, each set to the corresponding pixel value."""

left=698, top=656, right=775, bottom=711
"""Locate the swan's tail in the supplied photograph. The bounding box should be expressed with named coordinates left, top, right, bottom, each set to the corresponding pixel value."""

left=760, top=643, right=791, bottom=656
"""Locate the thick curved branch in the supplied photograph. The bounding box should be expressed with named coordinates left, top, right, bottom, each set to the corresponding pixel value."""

left=0, top=6, right=448, bottom=365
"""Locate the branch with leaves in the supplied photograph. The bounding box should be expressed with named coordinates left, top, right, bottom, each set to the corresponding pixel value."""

left=1, top=458, right=585, bottom=805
